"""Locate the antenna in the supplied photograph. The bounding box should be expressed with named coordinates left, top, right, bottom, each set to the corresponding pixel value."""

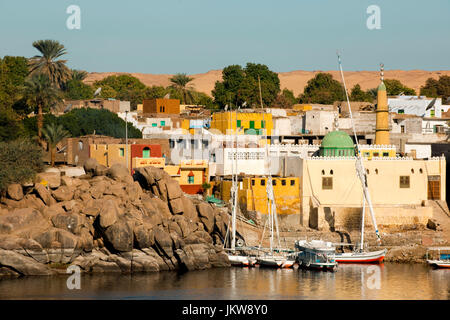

left=94, top=87, right=102, bottom=97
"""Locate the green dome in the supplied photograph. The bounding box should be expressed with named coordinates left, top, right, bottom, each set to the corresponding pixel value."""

left=320, top=131, right=355, bottom=157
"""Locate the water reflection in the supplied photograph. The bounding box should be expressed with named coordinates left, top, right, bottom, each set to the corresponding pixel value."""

left=0, top=264, right=447, bottom=300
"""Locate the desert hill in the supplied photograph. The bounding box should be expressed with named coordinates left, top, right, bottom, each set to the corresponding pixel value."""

left=84, top=69, right=450, bottom=97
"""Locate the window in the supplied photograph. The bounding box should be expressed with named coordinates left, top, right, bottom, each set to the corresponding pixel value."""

left=383, top=152, right=389, bottom=157
left=398, top=109, right=405, bottom=114
left=375, top=169, right=378, bottom=174
left=321, top=170, right=325, bottom=175
left=322, top=177, right=333, bottom=190
left=119, top=148, right=124, bottom=157
left=373, top=152, right=379, bottom=157
left=251, top=179, right=255, bottom=186
left=152, top=123, right=157, bottom=127
left=261, top=120, right=265, bottom=128
left=401, top=125, right=405, bottom=133
left=160, top=106, right=163, bottom=112
left=142, top=147, right=150, bottom=158
left=188, top=176, right=194, bottom=184
left=250, top=120, right=255, bottom=129
left=261, top=180, right=265, bottom=186
left=364, top=152, right=370, bottom=157
left=281, top=179, right=286, bottom=186
left=160, top=121, right=166, bottom=126
left=237, top=120, right=241, bottom=128
left=400, top=176, right=410, bottom=188
left=290, top=180, right=295, bottom=186
left=330, top=170, right=333, bottom=175
left=272, top=180, right=276, bottom=186
left=430, top=109, right=435, bottom=117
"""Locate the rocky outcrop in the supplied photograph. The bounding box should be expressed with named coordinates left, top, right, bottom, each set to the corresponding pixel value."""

left=0, top=159, right=230, bottom=277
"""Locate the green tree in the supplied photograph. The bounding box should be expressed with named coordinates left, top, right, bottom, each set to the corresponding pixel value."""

left=273, top=88, right=297, bottom=108
left=93, top=74, right=147, bottom=108
left=169, top=73, right=195, bottom=104
left=212, top=63, right=280, bottom=108
left=0, top=139, right=44, bottom=192
left=383, top=79, right=416, bottom=96
left=420, top=76, right=450, bottom=102
left=0, top=56, right=30, bottom=115
left=28, top=40, right=71, bottom=88
left=22, top=74, right=62, bottom=141
left=298, top=73, right=345, bottom=104
left=42, top=122, right=71, bottom=167
left=69, top=69, right=88, bottom=81
left=350, top=84, right=374, bottom=102
left=0, top=106, right=25, bottom=142
left=64, top=79, right=94, bottom=100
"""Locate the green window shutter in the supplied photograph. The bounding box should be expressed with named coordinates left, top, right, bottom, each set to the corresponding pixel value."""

left=161, top=121, right=165, bottom=126
left=119, top=148, right=124, bottom=157
left=143, top=148, right=150, bottom=158
left=261, top=120, right=265, bottom=128
left=188, top=176, right=194, bottom=184
left=250, top=121, right=255, bottom=129
left=152, top=123, right=157, bottom=127
left=237, top=120, right=241, bottom=127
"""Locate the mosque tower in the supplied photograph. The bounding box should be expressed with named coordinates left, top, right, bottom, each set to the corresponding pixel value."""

left=375, top=63, right=390, bottom=145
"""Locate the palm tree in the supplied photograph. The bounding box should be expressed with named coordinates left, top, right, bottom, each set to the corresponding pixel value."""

left=169, top=73, right=195, bottom=104
left=23, top=74, right=62, bottom=142
left=69, top=69, right=88, bottom=82
left=42, top=122, right=71, bottom=167
left=28, top=40, right=71, bottom=88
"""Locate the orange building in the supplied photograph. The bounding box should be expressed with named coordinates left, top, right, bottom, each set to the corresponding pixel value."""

left=142, top=98, right=180, bottom=115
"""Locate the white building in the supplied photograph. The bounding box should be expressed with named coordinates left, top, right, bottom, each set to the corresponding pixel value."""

left=388, top=96, right=449, bottom=118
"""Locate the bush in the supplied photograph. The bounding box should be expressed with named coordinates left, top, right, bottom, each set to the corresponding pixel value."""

left=0, top=139, right=44, bottom=192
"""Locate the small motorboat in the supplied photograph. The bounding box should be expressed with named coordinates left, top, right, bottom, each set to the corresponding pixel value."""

left=335, top=249, right=386, bottom=264
left=426, top=247, right=450, bottom=269
left=295, top=240, right=337, bottom=271
left=256, top=254, right=296, bottom=269
left=228, top=253, right=257, bottom=267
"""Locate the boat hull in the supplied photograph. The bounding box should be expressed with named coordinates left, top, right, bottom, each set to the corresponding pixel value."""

left=335, top=249, right=386, bottom=264
left=257, top=257, right=295, bottom=269
left=228, top=255, right=256, bottom=267
left=427, top=260, right=450, bottom=269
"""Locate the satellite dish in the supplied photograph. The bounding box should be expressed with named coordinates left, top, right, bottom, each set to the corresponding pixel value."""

left=242, top=102, right=247, bottom=107
left=425, top=98, right=437, bottom=111
left=163, top=93, right=170, bottom=99
left=64, top=104, right=72, bottom=113
left=224, top=104, right=228, bottom=111
left=94, top=87, right=102, bottom=97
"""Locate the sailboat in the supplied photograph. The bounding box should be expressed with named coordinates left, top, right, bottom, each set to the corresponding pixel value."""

left=333, top=54, right=387, bottom=264
left=254, top=77, right=296, bottom=269
left=224, top=103, right=257, bottom=267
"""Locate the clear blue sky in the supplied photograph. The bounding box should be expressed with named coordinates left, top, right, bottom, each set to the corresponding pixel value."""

left=1, top=0, right=449, bottom=74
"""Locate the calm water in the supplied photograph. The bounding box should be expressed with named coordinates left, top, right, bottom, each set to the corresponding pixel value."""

left=0, top=263, right=448, bottom=300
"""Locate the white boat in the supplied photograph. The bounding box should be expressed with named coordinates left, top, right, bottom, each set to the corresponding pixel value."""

left=426, top=247, right=450, bottom=269
left=335, top=249, right=386, bottom=264
left=228, top=254, right=257, bottom=267
left=295, top=240, right=337, bottom=271
left=257, top=251, right=296, bottom=269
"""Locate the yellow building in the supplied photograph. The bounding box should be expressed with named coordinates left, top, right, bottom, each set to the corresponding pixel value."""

left=359, top=145, right=396, bottom=159
left=89, top=144, right=131, bottom=169
left=238, top=177, right=300, bottom=215
left=210, top=111, right=273, bottom=136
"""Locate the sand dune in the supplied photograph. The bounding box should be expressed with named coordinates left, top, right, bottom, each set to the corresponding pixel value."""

left=85, top=69, right=450, bottom=97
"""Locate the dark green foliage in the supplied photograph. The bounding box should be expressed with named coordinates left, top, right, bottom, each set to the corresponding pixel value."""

left=0, top=56, right=29, bottom=113
left=23, top=108, right=142, bottom=139
left=350, top=84, right=374, bottom=102
left=0, top=139, right=44, bottom=191
left=0, top=106, right=25, bottom=142
left=212, top=63, right=280, bottom=108
left=93, top=75, right=147, bottom=108
left=169, top=73, right=195, bottom=104
left=64, top=79, right=94, bottom=100
left=420, top=76, right=450, bottom=102
left=273, top=88, right=297, bottom=108
left=383, top=79, right=416, bottom=96
left=298, top=73, right=345, bottom=104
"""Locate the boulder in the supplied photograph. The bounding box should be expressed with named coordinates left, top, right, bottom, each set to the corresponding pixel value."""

left=169, top=197, right=184, bottom=215
left=107, top=163, right=130, bottom=182
left=7, top=184, right=23, bottom=201
left=98, top=200, right=120, bottom=228
left=33, top=228, right=80, bottom=249
left=174, top=248, right=196, bottom=271
left=197, top=203, right=215, bottom=233
left=427, top=219, right=439, bottom=231
left=134, top=224, right=155, bottom=249
left=148, top=197, right=172, bottom=220
left=83, top=158, right=99, bottom=175
left=153, top=226, right=173, bottom=258
left=52, top=186, right=74, bottom=202
left=94, top=164, right=109, bottom=176
left=0, top=208, right=50, bottom=236
left=51, top=212, right=83, bottom=235
left=166, top=179, right=183, bottom=200
left=0, top=249, right=53, bottom=276
left=34, top=183, right=56, bottom=206
left=174, top=216, right=195, bottom=238
left=36, top=172, right=61, bottom=189
left=104, top=219, right=133, bottom=252
left=181, top=196, right=199, bottom=222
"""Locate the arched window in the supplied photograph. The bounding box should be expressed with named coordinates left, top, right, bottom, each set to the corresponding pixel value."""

left=143, top=147, right=151, bottom=158
left=330, top=170, right=333, bottom=175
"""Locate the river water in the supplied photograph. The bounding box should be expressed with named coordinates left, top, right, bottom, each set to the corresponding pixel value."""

left=0, top=263, right=448, bottom=300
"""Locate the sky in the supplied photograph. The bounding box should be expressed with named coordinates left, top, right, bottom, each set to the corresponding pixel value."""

left=0, top=0, right=449, bottom=74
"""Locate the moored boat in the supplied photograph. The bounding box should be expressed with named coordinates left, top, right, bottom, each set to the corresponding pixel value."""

left=295, top=240, right=337, bottom=271
left=335, top=249, right=386, bottom=264
left=256, top=253, right=296, bottom=269
left=426, top=247, right=450, bottom=269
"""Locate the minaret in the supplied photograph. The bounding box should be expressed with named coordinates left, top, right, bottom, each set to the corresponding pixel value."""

left=375, top=64, right=390, bottom=145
